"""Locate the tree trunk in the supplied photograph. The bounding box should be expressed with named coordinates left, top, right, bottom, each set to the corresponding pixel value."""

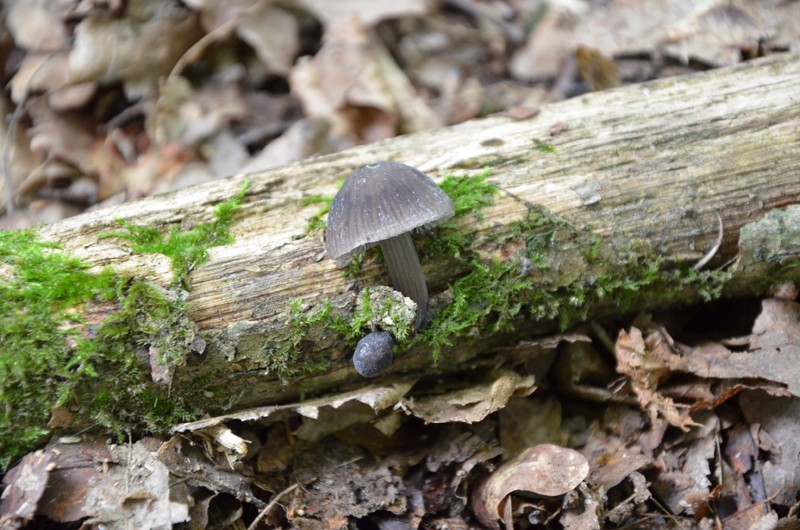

left=35, top=52, right=800, bottom=413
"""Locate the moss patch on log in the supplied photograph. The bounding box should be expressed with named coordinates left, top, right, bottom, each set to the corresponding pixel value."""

left=272, top=168, right=735, bottom=379
left=0, top=184, right=248, bottom=468
left=100, top=182, right=249, bottom=289
left=416, top=205, right=732, bottom=360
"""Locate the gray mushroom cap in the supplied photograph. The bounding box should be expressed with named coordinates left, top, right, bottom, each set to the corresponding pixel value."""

left=325, top=161, right=455, bottom=260
left=353, top=331, right=394, bottom=378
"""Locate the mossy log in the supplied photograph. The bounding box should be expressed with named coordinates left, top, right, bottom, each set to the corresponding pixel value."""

left=34, top=52, right=800, bottom=415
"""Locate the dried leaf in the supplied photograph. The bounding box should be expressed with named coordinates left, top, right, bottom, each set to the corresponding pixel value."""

left=684, top=299, right=800, bottom=397
left=296, top=0, right=430, bottom=29
left=650, top=415, right=719, bottom=515
left=236, top=4, right=299, bottom=75
left=559, top=485, right=602, bottom=530
left=575, top=0, right=800, bottom=67
left=498, top=396, right=567, bottom=456
left=157, top=436, right=265, bottom=509
left=240, top=117, right=332, bottom=174
left=472, top=444, right=589, bottom=530
left=173, top=381, right=416, bottom=433
left=68, top=0, right=201, bottom=99
left=289, top=16, right=438, bottom=149
left=615, top=327, right=700, bottom=430
left=6, top=0, right=69, bottom=52
left=740, top=391, right=800, bottom=506
left=287, top=439, right=405, bottom=527
left=510, top=6, right=579, bottom=81
left=399, top=372, right=536, bottom=424
left=81, top=442, right=191, bottom=528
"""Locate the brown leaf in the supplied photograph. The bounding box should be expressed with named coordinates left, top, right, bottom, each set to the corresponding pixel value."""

left=472, top=444, right=589, bottom=529
left=289, top=16, right=438, bottom=149
left=6, top=0, right=69, bottom=52
left=296, top=0, right=430, bottom=29
left=399, top=372, right=536, bottom=424
left=499, top=396, right=567, bottom=457
left=683, top=299, right=800, bottom=397
left=615, top=327, right=700, bottom=430
left=740, top=391, right=800, bottom=506
left=68, top=1, right=201, bottom=99
left=235, top=4, right=299, bottom=76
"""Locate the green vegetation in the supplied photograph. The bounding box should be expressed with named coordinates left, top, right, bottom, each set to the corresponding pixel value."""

left=100, top=182, right=249, bottom=289
left=534, top=139, right=557, bottom=154
left=0, top=183, right=248, bottom=469
left=419, top=259, right=531, bottom=360
left=0, top=230, right=118, bottom=468
left=425, top=167, right=499, bottom=259
left=262, top=300, right=332, bottom=383
left=302, top=194, right=333, bottom=234
left=415, top=204, right=732, bottom=359
left=439, top=167, right=498, bottom=220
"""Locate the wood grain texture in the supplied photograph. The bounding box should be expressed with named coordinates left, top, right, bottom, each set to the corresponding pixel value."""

left=34, top=52, right=800, bottom=406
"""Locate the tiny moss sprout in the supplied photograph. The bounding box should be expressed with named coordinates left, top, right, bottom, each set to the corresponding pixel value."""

left=534, top=139, right=557, bottom=154
left=301, top=194, right=333, bottom=234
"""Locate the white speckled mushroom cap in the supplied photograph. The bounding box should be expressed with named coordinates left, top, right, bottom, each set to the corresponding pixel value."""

left=325, top=161, right=455, bottom=260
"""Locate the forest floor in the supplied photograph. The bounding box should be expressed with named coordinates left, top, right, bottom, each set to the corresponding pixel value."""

left=1, top=1, right=800, bottom=529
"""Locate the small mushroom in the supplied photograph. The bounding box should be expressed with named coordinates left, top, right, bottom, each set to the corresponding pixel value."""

left=325, top=161, right=454, bottom=329
left=352, top=331, right=394, bottom=378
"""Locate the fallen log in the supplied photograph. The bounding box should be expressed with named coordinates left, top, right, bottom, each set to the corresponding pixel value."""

left=4, top=52, right=799, bottom=457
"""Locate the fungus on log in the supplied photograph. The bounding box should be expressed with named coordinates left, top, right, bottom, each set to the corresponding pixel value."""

left=16, top=52, right=800, bottom=419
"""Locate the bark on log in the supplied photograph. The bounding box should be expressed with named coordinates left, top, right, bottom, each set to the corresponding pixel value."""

left=34, top=52, right=800, bottom=413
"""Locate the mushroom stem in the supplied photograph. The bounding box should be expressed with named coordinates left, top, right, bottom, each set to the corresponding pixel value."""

left=380, top=233, right=428, bottom=330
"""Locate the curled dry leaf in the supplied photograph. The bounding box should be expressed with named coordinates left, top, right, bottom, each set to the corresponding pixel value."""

left=472, top=444, right=589, bottom=529
left=236, top=3, right=299, bottom=76
left=615, top=327, right=700, bottom=430
left=398, top=372, right=536, bottom=424
left=289, top=15, right=439, bottom=150
left=68, top=0, right=201, bottom=100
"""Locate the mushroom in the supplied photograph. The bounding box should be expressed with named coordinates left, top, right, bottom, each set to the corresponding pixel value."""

left=352, top=331, right=394, bottom=378
left=325, top=161, right=454, bottom=329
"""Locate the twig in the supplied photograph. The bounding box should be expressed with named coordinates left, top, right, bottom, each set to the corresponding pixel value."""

left=246, top=482, right=300, bottom=530
left=168, top=0, right=265, bottom=82
left=693, top=213, right=724, bottom=271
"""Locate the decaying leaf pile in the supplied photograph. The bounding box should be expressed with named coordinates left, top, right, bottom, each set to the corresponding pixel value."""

left=2, top=1, right=800, bottom=529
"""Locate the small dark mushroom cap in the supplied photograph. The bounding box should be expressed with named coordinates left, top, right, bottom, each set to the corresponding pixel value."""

left=353, top=331, right=394, bottom=378
left=325, top=161, right=455, bottom=260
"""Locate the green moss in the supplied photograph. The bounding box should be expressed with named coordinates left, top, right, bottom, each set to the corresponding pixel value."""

left=261, top=300, right=332, bottom=383
left=302, top=195, right=333, bottom=235
left=0, top=184, right=249, bottom=469
left=419, top=259, right=531, bottom=360
left=100, top=181, right=249, bottom=289
left=425, top=168, right=499, bottom=260
left=439, top=167, right=498, bottom=220
left=71, top=279, right=201, bottom=432
left=416, top=204, right=732, bottom=362
left=534, top=139, right=557, bottom=154
left=0, top=230, right=118, bottom=468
